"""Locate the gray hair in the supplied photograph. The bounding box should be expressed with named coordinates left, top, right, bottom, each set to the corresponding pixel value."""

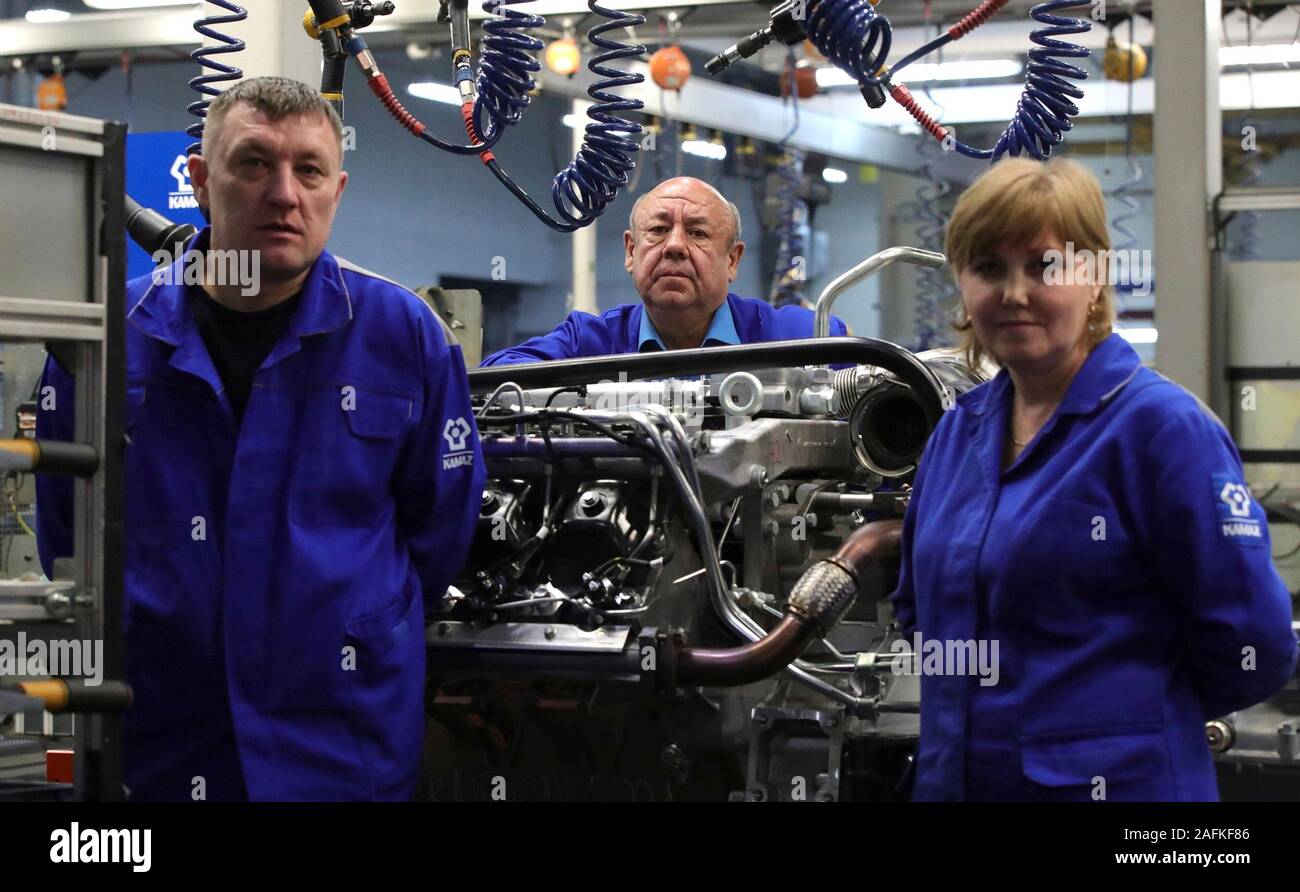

left=201, top=76, right=343, bottom=160
left=628, top=189, right=743, bottom=248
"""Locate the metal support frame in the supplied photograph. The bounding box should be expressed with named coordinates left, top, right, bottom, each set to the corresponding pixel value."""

left=0, top=102, right=126, bottom=802
left=569, top=98, right=598, bottom=316
left=745, top=704, right=845, bottom=802
left=1211, top=183, right=1300, bottom=463
left=539, top=62, right=975, bottom=179
left=1152, top=0, right=1222, bottom=406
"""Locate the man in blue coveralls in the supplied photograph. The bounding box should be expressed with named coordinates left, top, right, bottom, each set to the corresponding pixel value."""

left=36, top=77, right=484, bottom=800
left=480, top=176, right=847, bottom=365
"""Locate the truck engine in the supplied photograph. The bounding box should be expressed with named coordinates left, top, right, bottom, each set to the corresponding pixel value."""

left=422, top=335, right=990, bottom=801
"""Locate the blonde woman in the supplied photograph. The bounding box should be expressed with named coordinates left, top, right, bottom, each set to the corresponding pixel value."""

left=891, top=158, right=1297, bottom=801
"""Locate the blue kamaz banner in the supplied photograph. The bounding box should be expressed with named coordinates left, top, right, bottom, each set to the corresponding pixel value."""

left=125, top=131, right=205, bottom=281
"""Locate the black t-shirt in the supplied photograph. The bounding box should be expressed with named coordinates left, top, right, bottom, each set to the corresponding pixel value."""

left=188, top=286, right=303, bottom=423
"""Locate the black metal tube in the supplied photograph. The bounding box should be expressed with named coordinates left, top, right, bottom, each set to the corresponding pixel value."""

left=449, top=0, right=472, bottom=54
left=99, top=121, right=129, bottom=801
left=485, top=458, right=656, bottom=479
left=1, top=439, right=99, bottom=477
left=124, top=194, right=197, bottom=262
left=35, top=440, right=100, bottom=477
left=17, top=679, right=134, bottom=715
left=321, top=35, right=346, bottom=84
left=425, top=642, right=642, bottom=682
left=483, top=437, right=644, bottom=458
left=470, top=337, right=945, bottom=426
left=307, top=0, right=349, bottom=26
left=811, top=492, right=878, bottom=511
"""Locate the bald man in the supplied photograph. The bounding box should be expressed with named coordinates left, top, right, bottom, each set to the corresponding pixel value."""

left=480, top=177, right=846, bottom=365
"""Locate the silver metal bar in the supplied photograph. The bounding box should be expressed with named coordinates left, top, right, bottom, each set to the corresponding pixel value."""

left=0, top=1, right=760, bottom=54
left=0, top=124, right=103, bottom=157
left=0, top=296, right=106, bottom=342
left=427, top=621, right=632, bottom=652
left=814, top=247, right=946, bottom=339
left=0, top=323, right=104, bottom=342
left=0, top=297, right=103, bottom=318
left=1218, top=186, right=1300, bottom=214
left=0, top=104, right=106, bottom=136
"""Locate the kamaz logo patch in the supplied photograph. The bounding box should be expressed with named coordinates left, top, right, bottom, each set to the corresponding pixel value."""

left=442, top=417, right=473, bottom=470
left=168, top=154, right=198, bottom=210
left=1214, top=476, right=1262, bottom=543
left=1219, top=482, right=1252, bottom=517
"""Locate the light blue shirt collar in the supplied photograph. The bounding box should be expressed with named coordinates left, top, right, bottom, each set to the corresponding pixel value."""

left=637, top=298, right=741, bottom=351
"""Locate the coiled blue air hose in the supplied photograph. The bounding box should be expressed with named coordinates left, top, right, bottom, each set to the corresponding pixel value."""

left=1228, top=117, right=1262, bottom=262
left=769, top=149, right=808, bottom=308
left=768, top=51, right=809, bottom=309
left=475, top=1, right=646, bottom=230
left=551, top=3, right=648, bottom=227
left=909, top=55, right=957, bottom=351
left=474, top=1, right=545, bottom=142
left=804, top=0, right=1092, bottom=162
left=186, top=1, right=247, bottom=156
left=181, top=0, right=646, bottom=232
left=1108, top=157, right=1143, bottom=298
left=913, top=131, right=955, bottom=350
left=1104, top=14, right=1146, bottom=304
left=311, top=0, right=645, bottom=231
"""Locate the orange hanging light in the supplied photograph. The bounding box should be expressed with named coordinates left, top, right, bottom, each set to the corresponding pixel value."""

left=779, top=62, right=818, bottom=99
left=649, top=45, right=691, bottom=91
left=545, top=36, right=581, bottom=76
left=37, top=73, right=68, bottom=111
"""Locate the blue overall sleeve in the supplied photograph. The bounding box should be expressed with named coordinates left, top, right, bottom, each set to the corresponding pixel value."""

left=480, top=312, right=594, bottom=366
left=1141, top=406, right=1299, bottom=719
left=397, top=314, right=486, bottom=612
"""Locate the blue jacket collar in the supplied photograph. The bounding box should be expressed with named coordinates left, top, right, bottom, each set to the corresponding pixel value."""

left=958, top=333, right=1142, bottom=418
left=128, top=227, right=354, bottom=352
left=127, top=228, right=354, bottom=397
left=636, top=294, right=742, bottom=351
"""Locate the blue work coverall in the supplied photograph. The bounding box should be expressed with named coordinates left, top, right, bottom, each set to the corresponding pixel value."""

left=892, top=333, right=1298, bottom=801
left=480, top=293, right=848, bottom=365
left=36, top=235, right=485, bottom=801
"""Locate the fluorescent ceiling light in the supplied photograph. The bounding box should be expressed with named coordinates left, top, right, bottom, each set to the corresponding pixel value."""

left=816, top=68, right=857, bottom=89
left=816, top=58, right=1022, bottom=88
left=681, top=139, right=725, bottom=160
left=26, top=9, right=72, bottom=22
left=822, top=167, right=848, bottom=184
left=82, top=1, right=199, bottom=8
left=1117, top=327, right=1158, bottom=344
left=902, top=59, right=1024, bottom=82
left=1220, top=44, right=1300, bottom=67
left=406, top=82, right=459, bottom=105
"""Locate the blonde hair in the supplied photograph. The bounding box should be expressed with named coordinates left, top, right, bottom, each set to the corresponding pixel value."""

left=944, top=157, right=1115, bottom=370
